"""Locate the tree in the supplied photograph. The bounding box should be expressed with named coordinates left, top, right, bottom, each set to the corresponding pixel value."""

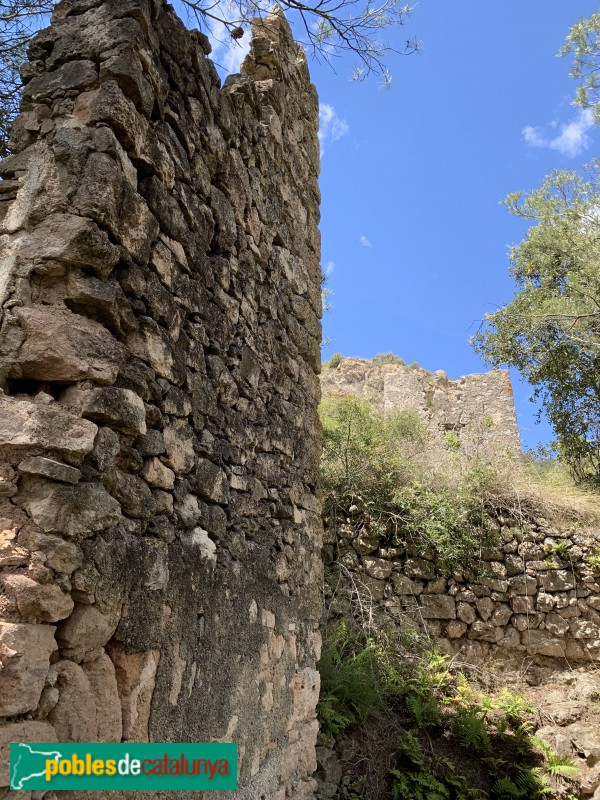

left=472, top=163, right=600, bottom=485
left=0, top=0, right=418, bottom=155
left=560, top=11, right=600, bottom=121
left=473, top=10, right=600, bottom=486
left=0, top=1, right=54, bottom=157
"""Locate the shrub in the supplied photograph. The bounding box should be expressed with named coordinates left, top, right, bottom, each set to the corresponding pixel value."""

left=444, top=431, right=461, bottom=452
left=372, top=352, right=406, bottom=366
left=324, top=352, right=343, bottom=369
left=317, top=622, right=392, bottom=738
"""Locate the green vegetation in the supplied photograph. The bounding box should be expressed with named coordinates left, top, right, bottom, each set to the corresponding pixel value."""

left=444, top=431, right=461, bottom=452
left=472, top=163, right=600, bottom=487
left=560, top=12, right=600, bottom=121
left=317, top=623, right=579, bottom=800
left=320, top=396, right=504, bottom=573
left=372, top=352, right=406, bottom=366
left=324, top=352, right=343, bottom=370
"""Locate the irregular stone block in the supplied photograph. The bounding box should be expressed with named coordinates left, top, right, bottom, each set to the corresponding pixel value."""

left=447, top=620, right=467, bottom=638
left=570, top=619, right=600, bottom=640
left=185, top=527, right=217, bottom=564
left=20, top=531, right=83, bottom=574
left=468, top=620, right=500, bottom=642
left=0, top=721, right=57, bottom=787
left=19, top=213, right=120, bottom=279
left=82, top=652, right=123, bottom=742
left=476, top=597, right=494, bottom=621
left=363, top=557, right=392, bottom=581
left=18, top=456, right=81, bottom=484
left=9, top=305, right=125, bottom=384
left=57, top=603, right=121, bottom=663
left=190, top=458, right=229, bottom=504
left=141, top=457, right=175, bottom=489
left=112, top=470, right=155, bottom=519
left=508, top=574, right=538, bottom=595
left=404, top=557, right=436, bottom=580
left=522, top=629, right=564, bottom=657
left=75, top=80, right=149, bottom=158
left=392, top=573, right=423, bottom=596
left=359, top=575, right=386, bottom=602
left=0, top=622, right=57, bottom=716
left=107, top=643, right=160, bottom=742
left=539, top=570, right=576, bottom=592
left=420, top=594, right=456, bottom=620
left=0, top=396, right=97, bottom=462
left=352, top=531, right=379, bottom=555
left=22, top=60, right=97, bottom=103
left=62, top=386, right=146, bottom=436
left=490, top=604, right=512, bottom=627
left=75, top=152, right=159, bottom=263
left=545, top=612, right=570, bottom=636
left=47, top=660, right=98, bottom=742
left=127, top=317, right=186, bottom=385
left=3, top=575, right=74, bottom=623
left=17, top=477, right=122, bottom=539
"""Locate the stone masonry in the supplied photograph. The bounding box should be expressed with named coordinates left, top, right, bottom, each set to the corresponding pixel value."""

left=0, top=1, right=323, bottom=798
left=321, top=358, right=521, bottom=460
left=325, top=515, right=600, bottom=666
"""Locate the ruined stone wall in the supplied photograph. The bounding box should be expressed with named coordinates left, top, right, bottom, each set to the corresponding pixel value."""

left=321, top=358, right=521, bottom=460
left=325, top=517, right=600, bottom=666
left=0, top=1, right=323, bottom=797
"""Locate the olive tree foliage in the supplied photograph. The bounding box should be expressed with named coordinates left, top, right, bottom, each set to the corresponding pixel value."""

left=473, top=164, right=600, bottom=486
left=0, top=0, right=418, bottom=156
left=560, top=11, right=600, bottom=121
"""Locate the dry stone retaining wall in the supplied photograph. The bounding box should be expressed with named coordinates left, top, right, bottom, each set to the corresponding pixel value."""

left=0, top=1, right=323, bottom=798
left=325, top=517, right=600, bottom=665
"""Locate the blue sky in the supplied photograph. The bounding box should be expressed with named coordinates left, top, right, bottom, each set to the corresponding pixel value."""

left=309, top=1, right=599, bottom=452
left=179, top=1, right=598, bottom=451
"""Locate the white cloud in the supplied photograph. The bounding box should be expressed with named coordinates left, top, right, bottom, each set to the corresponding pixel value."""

left=323, top=260, right=335, bottom=277
left=522, top=109, right=594, bottom=158
left=359, top=235, right=372, bottom=247
left=318, top=104, right=349, bottom=156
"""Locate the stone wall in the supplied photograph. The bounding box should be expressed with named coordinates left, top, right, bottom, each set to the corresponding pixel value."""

left=325, top=515, right=600, bottom=666
left=321, top=358, right=521, bottom=460
left=0, top=1, right=323, bottom=798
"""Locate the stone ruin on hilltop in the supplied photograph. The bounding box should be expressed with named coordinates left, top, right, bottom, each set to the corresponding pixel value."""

left=321, top=357, right=522, bottom=461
